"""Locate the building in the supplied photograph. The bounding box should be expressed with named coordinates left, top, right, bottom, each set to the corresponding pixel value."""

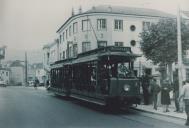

left=9, top=60, right=25, bottom=85
left=0, top=46, right=10, bottom=85
left=0, top=68, right=10, bottom=85
left=44, top=6, right=176, bottom=77
left=43, top=40, right=59, bottom=68
left=33, top=63, right=46, bottom=85
left=43, top=6, right=189, bottom=81
left=27, top=63, right=36, bottom=83
left=43, top=40, right=59, bottom=84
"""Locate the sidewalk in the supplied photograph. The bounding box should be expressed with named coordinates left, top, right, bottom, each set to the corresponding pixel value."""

left=133, top=101, right=186, bottom=120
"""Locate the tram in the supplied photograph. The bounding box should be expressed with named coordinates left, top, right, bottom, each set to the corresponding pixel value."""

left=49, top=46, right=141, bottom=108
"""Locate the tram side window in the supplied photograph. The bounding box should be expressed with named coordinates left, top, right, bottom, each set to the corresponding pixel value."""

left=109, top=64, right=117, bottom=77
left=99, top=64, right=109, bottom=79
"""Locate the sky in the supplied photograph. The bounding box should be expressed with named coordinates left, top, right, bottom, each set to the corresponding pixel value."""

left=0, top=0, right=189, bottom=62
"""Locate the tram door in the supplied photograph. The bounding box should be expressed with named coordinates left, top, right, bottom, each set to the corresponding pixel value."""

left=97, top=61, right=110, bottom=95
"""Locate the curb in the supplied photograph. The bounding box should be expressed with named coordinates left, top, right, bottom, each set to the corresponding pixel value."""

left=131, top=106, right=186, bottom=120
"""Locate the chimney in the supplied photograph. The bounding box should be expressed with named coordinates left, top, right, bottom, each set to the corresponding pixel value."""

left=72, top=7, right=74, bottom=16
left=108, top=6, right=112, bottom=12
left=79, top=6, right=82, bottom=14
left=92, top=6, right=96, bottom=11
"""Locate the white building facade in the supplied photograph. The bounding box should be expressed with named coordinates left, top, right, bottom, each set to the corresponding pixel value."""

left=52, top=6, right=175, bottom=77
left=0, top=68, right=10, bottom=84
left=43, top=40, right=59, bottom=85
left=42, top=6, right=189, bottom=81
left=10, top=61, right=25, bottom=85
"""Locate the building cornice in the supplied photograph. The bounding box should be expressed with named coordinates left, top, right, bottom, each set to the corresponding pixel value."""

left=57, top=11, right=175, bottom=33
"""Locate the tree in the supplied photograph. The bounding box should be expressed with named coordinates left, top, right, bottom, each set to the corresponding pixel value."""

left=140, top=19, right=189, bottom=80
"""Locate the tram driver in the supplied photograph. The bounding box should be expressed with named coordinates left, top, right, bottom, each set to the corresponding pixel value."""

left=118, top=63, right=135, bottom=78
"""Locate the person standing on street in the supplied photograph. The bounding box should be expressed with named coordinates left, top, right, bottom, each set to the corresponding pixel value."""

left=179, top=80, right=189, bottom=126
left=141, top=74, right=150, bottom=105
left=151, top=78, right=160, bottom=110
left=34, top=77, right=39, bottom=90
left=173, top=78, right=180, bottom=112
left=161, top=79, right=171, bottom=112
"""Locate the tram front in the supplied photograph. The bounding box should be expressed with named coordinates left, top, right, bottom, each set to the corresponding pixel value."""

left=99, top=50, right=141, bottom=107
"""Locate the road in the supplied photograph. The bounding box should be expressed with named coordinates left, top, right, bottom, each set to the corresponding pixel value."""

left=0, top=86, right=187, bottom=128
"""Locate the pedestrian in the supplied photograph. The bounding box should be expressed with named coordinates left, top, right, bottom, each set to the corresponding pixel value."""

left=179, top=80, right=189, bottom=126
left=161, top=79, right=171, bottom=112
left=179, top=81, right=186, bottom=113
left=173, top=78, right=180, bottom=112
left=46, top=79, right=49, bottom=87
left=34, top=78, right=39, bottom=89
left=151, top=78, right=160, bottom=110
left=141, top=74, right=150, bottom=105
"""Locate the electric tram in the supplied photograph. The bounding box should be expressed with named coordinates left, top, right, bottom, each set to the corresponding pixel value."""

left=49, top=46, right=141, bottom=108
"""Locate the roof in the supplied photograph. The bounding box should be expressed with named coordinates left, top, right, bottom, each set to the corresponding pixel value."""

left=32, top=63, right=43, bottom=69
left=57, top=5, right=175, bottom=33
left=43, top=44, right=50, bottom=49
left=10, top=60, right=24, bottom=67
left=0, top=68, right=10, bottom=71
left=86, top=5, right=175, bottom=18
left=51, top=46, right=141, bottom=68
left=43, top=39, right=59, bottom=49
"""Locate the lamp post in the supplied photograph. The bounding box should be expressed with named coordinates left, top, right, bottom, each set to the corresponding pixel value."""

left=177, top=6, right=183, bottom=97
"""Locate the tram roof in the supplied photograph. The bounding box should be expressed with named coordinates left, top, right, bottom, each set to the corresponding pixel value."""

left=51, top=46, right=141, bottom=68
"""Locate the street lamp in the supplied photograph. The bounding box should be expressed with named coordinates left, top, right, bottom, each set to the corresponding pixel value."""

left=177, top=6, right=183, bottom=98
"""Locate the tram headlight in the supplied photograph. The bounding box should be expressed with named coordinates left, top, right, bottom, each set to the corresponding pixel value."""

left=123, top=84, right=130, bottom=91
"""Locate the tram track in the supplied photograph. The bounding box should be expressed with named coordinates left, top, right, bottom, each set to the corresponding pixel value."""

left=38, top=89, right=186, bottom=128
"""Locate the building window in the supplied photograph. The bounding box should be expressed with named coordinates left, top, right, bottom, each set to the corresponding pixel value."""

left=68, top=46, right=72, bottom=58
left=69, top=26, right=72, bottom=36
left=143, top=21, right=150, bottom=30
left=130, top=40, right=136, bottom=46
left=82, top=42, right=91, bottom=52
left=6, top=72, right=8, bottom=76
left=82, top=19, right=90, bottom=31
left=47, top=52, right=50, bottom=59
left=114, top=20, right=123, bottom=30
left=66, top=49, right=68, bottom=58
left=47, top=52, right=50, bottom=64
left=115, top=42, right=123, bottom=47
left=73, top=22, right=78, bottom=34
left=185, top=50, right=189, bottom=59
left=73, top=44, right=78, bottom=57
left=66, top=29, right=68, bottom=39
left=60, top=53, right=62, bottom=59
left=62, top=32, right=65, bottom=42
left=63, top=51, right=65, bottom=59
left=98, top=41, right=107, bottom=48
left=59, top=35, right=62, bottom=43
left=130, top=25, right=136, bottom=31
left=97, top=19, right=107, bottom=30
left=186, top=69, right=189, bottom=80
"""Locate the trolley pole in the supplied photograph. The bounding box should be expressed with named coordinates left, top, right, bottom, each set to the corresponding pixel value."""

left=177, top=6, right=183, bottom=97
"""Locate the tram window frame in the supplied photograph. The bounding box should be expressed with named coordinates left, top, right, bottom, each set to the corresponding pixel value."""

left=117, top=62, right=136, bottom=78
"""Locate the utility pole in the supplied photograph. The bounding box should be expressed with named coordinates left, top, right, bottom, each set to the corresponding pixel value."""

left=177, top=6, right=183, bottom=96
left=25, top=52, right=28, bottom=86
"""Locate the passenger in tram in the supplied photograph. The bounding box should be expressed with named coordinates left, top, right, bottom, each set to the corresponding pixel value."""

left=118, top=63, right=135, bottom=78
left=110, top=64, right=117, bottom=77
left=90, top=69, right=96, bottom=92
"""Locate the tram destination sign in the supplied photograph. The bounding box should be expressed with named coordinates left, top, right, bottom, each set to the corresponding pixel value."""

left=109, top=46, right=131, bottom=53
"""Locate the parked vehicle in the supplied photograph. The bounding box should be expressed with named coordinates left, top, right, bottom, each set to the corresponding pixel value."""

left=0, top=79, right=7, bottom=87
left=28, top=80, right=34, bottom=86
